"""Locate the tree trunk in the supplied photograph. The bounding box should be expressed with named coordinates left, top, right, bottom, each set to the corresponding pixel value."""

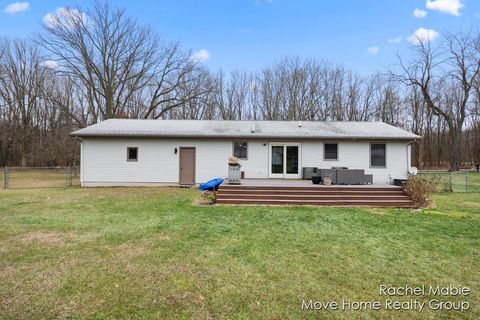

left=417, top=140, right=424, bottom=170
left=450, top=129, right=462, bottom=171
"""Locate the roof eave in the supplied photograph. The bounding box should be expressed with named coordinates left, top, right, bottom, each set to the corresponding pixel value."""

left=70, top=132, right=421, bottom=140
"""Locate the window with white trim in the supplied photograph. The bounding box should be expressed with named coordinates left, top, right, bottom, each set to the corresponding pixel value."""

left=370, top=143, right=386, bottom=167
left=233, top=142, right=248, bottom=159
left=127, top=147, right=138, bottom=161
left=324, top=143, right=338, bottom=160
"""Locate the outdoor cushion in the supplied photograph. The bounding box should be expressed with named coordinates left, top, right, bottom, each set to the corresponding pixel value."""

left=336, top=169, right=365, bottom=185
left=364, top=174, right=373, bottom=184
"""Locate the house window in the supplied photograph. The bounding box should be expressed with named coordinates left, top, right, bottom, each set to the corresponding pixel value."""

left=370, top=143, right=386, bottom=167
left=127, top=147, right=138, bottom=161
left=233, top=142, right=248, bottom=159
left=324, top=143, right=338, bottom=160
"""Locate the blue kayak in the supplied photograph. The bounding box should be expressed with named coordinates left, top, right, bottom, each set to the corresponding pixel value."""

left=199, top=178, right=224, bottom=190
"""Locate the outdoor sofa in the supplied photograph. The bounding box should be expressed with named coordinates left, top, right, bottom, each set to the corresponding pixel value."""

left=304, top=167, right=373, bottom=185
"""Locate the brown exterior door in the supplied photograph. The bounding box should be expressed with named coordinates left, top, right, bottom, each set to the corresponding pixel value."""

left=179, top=147, right=195, bottom=185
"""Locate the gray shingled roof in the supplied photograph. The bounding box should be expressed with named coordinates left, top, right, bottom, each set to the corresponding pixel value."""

left=71, top=119, right=421, bottom=140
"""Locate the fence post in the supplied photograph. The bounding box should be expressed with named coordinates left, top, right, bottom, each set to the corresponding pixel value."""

left=66, top=166, right=72, bottom=187
left=449, top=172, right=453, bottom=192
left=3, top=166, right=8, bottom=189
left=465, top=171, right=468, bottom=192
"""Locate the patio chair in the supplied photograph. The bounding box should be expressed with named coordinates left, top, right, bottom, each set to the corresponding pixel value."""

left=363, top=174, right=373, bottom=185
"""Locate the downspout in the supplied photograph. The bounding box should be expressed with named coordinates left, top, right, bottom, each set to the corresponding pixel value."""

left=77, top=137, right=84, bottom=187
left=406, top=141, right=415, bottom=175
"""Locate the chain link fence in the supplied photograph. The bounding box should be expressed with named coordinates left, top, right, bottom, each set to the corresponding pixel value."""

left=418, top=170, right=480, bottom=193
left=1, top=167, right=478, bottom=192
left=1, top=167, right=80, bottom=189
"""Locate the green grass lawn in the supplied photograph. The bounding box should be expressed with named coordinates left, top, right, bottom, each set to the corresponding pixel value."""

left=0, top=187, right=479, bottom=319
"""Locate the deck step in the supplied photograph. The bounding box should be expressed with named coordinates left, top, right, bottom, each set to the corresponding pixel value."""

left=218, top=190, right=406, bottom=196
left=219, top=186, right=402, bottom=191
left=217, top=195, right=411, bottom=201
left=216, top=198, right=416, bottom=207
left=216, top=184, right=415, bottom=208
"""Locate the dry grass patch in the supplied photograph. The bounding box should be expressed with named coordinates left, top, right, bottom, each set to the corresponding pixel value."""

left=463, top=201, right=480, bottom=207
left=367, top=208, right=387, bottom=215
left=20, top=231, right=75, bottom=246
left=0, top=265, right=16, bottom=279
left=156, top=234, right=171, bottom=241
left=112, top=234, right=172, bottom=260
left=115, top=242, right=147, bottom=260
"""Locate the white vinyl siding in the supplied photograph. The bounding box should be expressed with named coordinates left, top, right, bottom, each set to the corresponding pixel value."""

left=238, top=141, right=269, bottom=179
left=301, top=141, right=410, bottom=184
left=82, top=138, right=231, bottom=185
left=81, top=138, right=411, bottom=186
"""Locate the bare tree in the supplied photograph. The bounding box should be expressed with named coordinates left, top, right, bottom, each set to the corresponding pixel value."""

left=38, top=0, right=204, bottom=122
left=0, top=39, right=47, bottom=166
left=161, top=67, right=217, bottom=120
left=395, top=31, right=480, bottom=170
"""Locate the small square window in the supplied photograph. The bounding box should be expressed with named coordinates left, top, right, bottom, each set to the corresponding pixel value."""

left=324, top=143, right=338, bottom=160
left=127, top=147, right=138, bottom=161
left=233, top=142, right=248, bottom=159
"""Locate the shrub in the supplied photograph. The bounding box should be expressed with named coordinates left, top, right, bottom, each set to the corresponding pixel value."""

left=198, top=190, right=217, bottom=205
left=403, top=175, right=439, bottom=207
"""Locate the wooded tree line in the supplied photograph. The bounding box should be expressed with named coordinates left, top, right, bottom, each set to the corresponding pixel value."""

left=0, top=1, right=479, bottom=170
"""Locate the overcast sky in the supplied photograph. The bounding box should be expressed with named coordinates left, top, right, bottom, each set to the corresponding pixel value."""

left=1, top=0, right=479, bottom=74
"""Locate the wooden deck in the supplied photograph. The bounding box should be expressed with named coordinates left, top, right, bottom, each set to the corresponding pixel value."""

left=231, top=178, right=399, bottom=188
left=217, top=179, right=416, bottom=208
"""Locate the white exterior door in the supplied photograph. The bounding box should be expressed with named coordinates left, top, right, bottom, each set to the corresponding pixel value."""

left=268, top=142, right=301, bottom=179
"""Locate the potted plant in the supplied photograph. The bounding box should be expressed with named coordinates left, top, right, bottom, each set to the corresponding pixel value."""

left=323, top=174, right=333, bottom=186
left=311, top=176, right=322, bottom=184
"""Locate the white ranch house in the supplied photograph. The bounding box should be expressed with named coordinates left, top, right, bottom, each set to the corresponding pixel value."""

left=71, top=119, right=420, bottom=187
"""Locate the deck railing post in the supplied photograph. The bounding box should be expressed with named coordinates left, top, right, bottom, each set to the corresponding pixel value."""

left=3, top=166, right=8, bottom=189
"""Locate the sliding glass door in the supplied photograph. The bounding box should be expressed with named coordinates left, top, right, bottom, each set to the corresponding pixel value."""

left=269, top=143, right=301, bottom=179
left=271, top=146, right=284, bottom=175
